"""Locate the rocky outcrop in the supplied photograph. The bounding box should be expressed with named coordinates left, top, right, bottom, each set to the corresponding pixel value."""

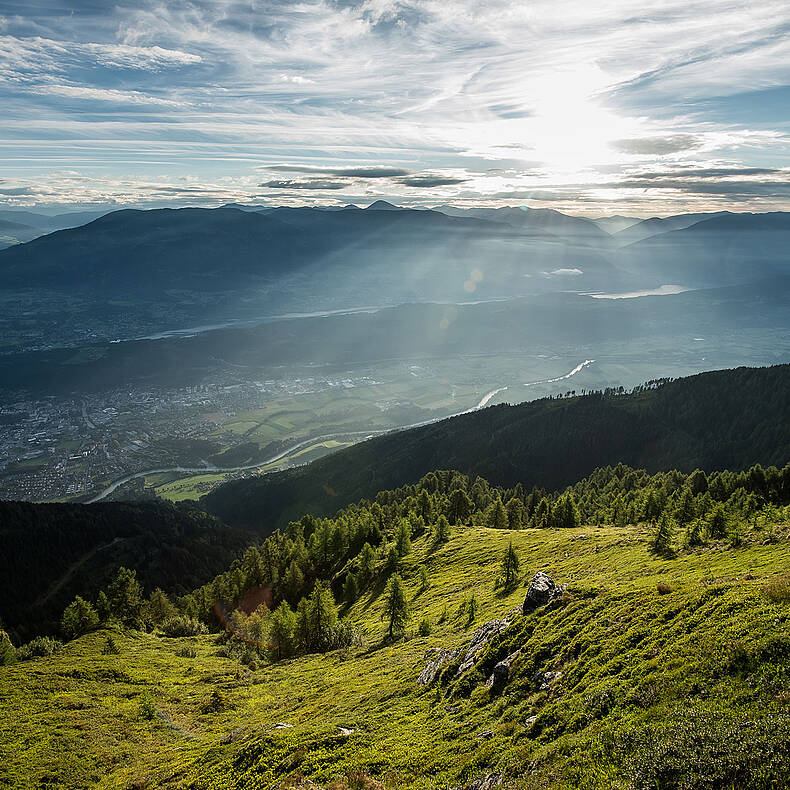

left=418, top=647, right=461, bottom=686
left=485, top=649, right=521, bottom=690
left=522, top=572, right=565, bottom=614
left=452, top=773, right=503, bottom=789
left=418, top=607, right=522, bottom=686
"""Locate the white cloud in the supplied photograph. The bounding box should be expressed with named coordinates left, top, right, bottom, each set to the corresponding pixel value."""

left=0, top=0, right=789, bottom=211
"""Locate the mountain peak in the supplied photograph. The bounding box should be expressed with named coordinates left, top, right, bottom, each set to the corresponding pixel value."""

left=365, top=200, right=401, bottom=211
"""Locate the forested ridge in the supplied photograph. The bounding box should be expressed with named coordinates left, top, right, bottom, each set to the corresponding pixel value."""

left=0, top=500, right=253, bottom=642
left=204, top=363, right=790, bottom=530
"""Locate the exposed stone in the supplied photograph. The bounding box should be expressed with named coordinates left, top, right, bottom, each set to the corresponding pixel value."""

left=444, top=704, right=460, bottom=713
left=524, top=714, right=538, bottom=728
left=337, top=726, right=355, bottom=737
left=452, top=772, right=504, bottom=789
left=271, top=776, right=322, bottom=789
left=273, top=722, right=293, bottom=729
left=417, top=647, right=461, bottom=686
left=418, top=608, right=521, bottom=686
left=485, top=649, right=521, bottom=690
left=533, top=670, right=563, bottom=691
left=522, top=572, right=565, bottom=614
left=477, top=729, right=494, bottom=740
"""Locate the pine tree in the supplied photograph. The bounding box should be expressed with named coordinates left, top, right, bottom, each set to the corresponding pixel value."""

left=96, top=590, right=111, bottom=622
left=652, top=512, right=676, bottom=557
left=505, top=497, right=523, bottom=529
left=501, top=542, right=520, bottom=590
left=107, top=567, right=143, bottom=627
left=146, top=588, right=175, bottom=627
left=489, top=497, right=509, bottom=529
left=307, top=582, right=338, bottom=652
left=434, top=515, right=451, bottom=544
left=674, top=487, right=696, bottom=525
left=0, top=630, right=16, bottom=666
left=283, top=561, right=305, bottom=605
left=419, top=565, right=429, bottom=591
left=385, top=545, right=400, bottom=576
left=382, top=574, right=408, bottom=638
left=269, top=602, right=296, bottom=660
left=358, top=542, right=376, bottom=585
left=708, top=504, right=729, bottom=538
left=343, top=573, right=359, bottom=606
left=448, top=488, right=473, bottom=525
left=395, top=519, right=412, bottom=556
left=295, top=597, right=310, bottom=652
left=61, top=595, right=99, bottom=640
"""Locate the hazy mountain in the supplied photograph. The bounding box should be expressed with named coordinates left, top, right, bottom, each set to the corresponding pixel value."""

left=619, top=211, right=790, bottom=286
left=0, top=205, right=632, bottom=309
left=592, top=215, right=643, bottom=234
left=611, top=211, right=732, bottom=246
left=365, top=200, right=402, bottom=211
left=434, top=204, right=608, bottom=241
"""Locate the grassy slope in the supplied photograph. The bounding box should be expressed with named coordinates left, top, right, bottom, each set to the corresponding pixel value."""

left=1, top=521, right=789, bottom=789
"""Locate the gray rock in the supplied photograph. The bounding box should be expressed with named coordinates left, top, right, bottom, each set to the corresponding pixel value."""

left=477, top=729, right=494, bottom=740
left=533, top=669, right=563, bottom=690
left=485, top=649, right=521, bottom=690
left=337, top=726, right=355, bottom=736
left=273, top=722, right=293, bottom=729
left=453, top=773, right=503, bottom=789
left=418, top=607, right=521, bottom=686
left=417, top=647, right=461, bottom=686
left=524, top=714, right=538, bottom=728
left=523, top=572, right=565, bottom=614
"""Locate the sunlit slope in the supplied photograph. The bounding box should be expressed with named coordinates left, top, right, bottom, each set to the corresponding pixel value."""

left=2, top=521, right=788, bottom=789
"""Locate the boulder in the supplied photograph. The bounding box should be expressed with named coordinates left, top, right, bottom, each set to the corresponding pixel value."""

left=485, top=649, right=521, bottom=690
left=522, top=572, right=565, bottom=614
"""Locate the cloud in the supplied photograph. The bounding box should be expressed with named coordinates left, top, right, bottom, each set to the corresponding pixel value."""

left=1, top=0, right=790, bottom=212
left=548, top=268, right=584, bottom=276
left=611, top=135, right=703, bottom=155
left=33, top=84, right=183, bottom=107
left=397, top=174, right=469, bottom=187
left=259, top=179, right=348, bottom=190
left=265, top=165, right=412, bottom=178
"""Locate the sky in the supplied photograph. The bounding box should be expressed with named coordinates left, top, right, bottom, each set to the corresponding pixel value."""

left=1, top=0, right=790, bottom=216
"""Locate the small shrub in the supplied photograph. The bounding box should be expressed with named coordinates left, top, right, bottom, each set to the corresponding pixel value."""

left=763, top=575, right=790, bottom=603
left=176, top=646, right=197, bottom=658
left=160, top=615, right=208, bottom=637
left=418, top=616, right=433, bottom=636
left=138, top=692, right=157, bottom=721
left=327, top=771, right=385, bottom=789
left=201, top=688, right=227, bottom=714
left=102, top=636, right=120, bottom=655
left=656, top=582, right=673, bottom=595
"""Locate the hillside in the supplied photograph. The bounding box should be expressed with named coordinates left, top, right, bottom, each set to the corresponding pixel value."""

left=0, top=500, right=254, bottom=643
left=203, top=363, right=790, bottom=531
left=1, top=468, right=788, bottom=789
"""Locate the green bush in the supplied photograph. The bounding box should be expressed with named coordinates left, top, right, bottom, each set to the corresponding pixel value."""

left=763, top=575, right=790, bottom=603
left=17, top=636, right=64, bottom=660
left=160, top=615, right=208, bottom=637
left=138, top=692, right=157, bottom=721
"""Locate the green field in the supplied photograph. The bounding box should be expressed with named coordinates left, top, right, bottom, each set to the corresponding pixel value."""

left=2, top=518, right=788, bottom=788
